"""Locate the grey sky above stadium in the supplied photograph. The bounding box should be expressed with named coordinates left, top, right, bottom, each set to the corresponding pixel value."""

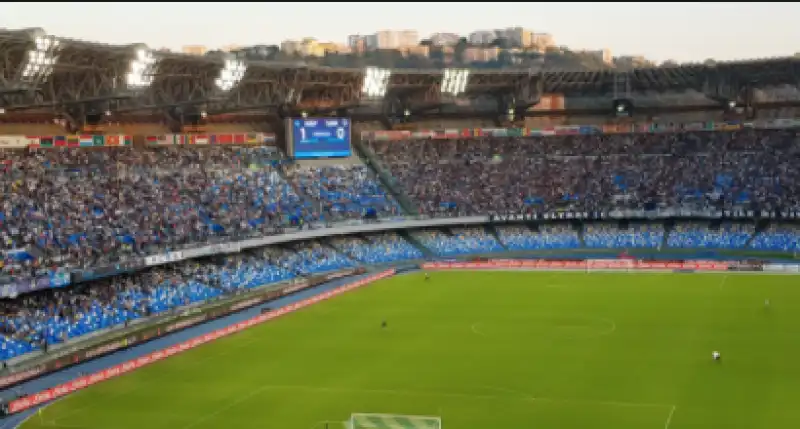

left=0, top=2, right=797, bottom=63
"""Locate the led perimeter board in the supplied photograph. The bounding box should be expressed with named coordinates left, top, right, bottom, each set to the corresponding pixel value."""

left=286, top=117, right=352, bottom=159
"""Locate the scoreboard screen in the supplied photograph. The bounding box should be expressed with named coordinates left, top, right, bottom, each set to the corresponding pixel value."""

left=288, top=117, right=351, bottom=159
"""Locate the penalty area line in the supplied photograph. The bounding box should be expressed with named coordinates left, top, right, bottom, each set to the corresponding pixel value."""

left=479, top=385, right=669, bottom=410
left=664, top=405, right=677, bottom=429
left=258, top=384, right=673, bottom=410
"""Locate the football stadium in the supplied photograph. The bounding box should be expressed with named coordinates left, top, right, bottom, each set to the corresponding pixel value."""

left=0, top=23, right=799, bottom=429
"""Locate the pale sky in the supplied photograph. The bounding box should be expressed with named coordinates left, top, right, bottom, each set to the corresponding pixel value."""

left=1, top=2, right=797, bottom=63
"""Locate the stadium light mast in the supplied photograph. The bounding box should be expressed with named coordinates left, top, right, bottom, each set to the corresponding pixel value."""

left=612, top=72, right=633, bottom=118
left=18, top=32, right=61, bottom=86
left=361, top=67, right=391, bottom=99
left=441, top=68, right=470, bottom=98
left=362, top=67, right=399, bottom=129
left=125, top=46, right=157, bottom=90
left=215, top=57, right=247, bottom=92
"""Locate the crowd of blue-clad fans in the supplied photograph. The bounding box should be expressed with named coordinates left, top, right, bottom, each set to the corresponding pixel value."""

left=0, top=147, right=399, bottom=279
left=369, top=129, right=800, bottom=216
left=2, top=129, right=799, bottom=278
left=584, top=224, right=665, bottom=249
left=2, top=221, right=798, bottom=361
left=1, top=128, right=800, bottom=362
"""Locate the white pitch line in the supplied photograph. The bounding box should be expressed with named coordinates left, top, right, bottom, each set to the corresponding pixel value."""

left=479, top=385, right=535, bottom=401
left=49, top=345, right=244, bottom=425
left=598, top=318, right=617, bottom=337
left=479, top=385, right=665, bottom=409
left=178, top=384, right=275, bottom=429
left=14, top=393, right=73, bottom=429
left=470, top=322, right=487, bottom=337
left=718, top=274, right=729, bottom=290
left=31, top=384, right=672, bottom=429
left=257, top=384, right=673, bottom=409
left=664, top=405, right=677, bottom=429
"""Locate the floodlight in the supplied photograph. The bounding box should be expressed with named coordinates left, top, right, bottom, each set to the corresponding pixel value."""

left=361, top=67, right=391, bottom=98
left=126, top=49, right=157, bottom=89
left=215, top=58, right=247, bottom=92
left=20, top=35, right=60, bottom=82
left=35, top=36, right=59, bottom=52
left=441, top=68, right=470, bottom=96
left=612, top=98, right=633, bottom=117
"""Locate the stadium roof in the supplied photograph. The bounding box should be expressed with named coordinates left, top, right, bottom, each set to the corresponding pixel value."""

left=1, top=28, right=799, bottom=122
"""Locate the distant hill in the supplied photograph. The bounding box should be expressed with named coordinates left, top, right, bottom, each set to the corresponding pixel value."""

left=232, top=45, right=632, bottom=71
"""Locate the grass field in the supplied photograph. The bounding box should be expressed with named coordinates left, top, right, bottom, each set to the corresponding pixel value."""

left=20, top=271, right=800, bottom=429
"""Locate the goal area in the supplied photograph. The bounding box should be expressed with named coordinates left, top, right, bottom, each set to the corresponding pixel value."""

left=349, top=413, right=442, bottom=429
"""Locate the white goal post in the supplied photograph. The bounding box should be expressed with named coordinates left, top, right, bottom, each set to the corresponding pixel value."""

left=349, top=413, right=442, bottom=429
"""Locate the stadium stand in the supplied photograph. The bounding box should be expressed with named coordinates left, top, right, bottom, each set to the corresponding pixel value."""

left=368, top=130, right=800, bottom=215
left=286, top=164, right=403, bottom=220
left=2, top=126, right=800, bottom=362
left=667, top=222, right=755, bottom=249
left=0, top=35, right=799, bottom=369
left=0, top=147, right=408, bottom=279
left=583, top=223, right=664, bottom=249
left=494, top=225, right=582, bottom=251
left=330, top=233, right=424, bottom=265
left=750, top=223, right=800, bottom=252
left=0, top=146, right=298, bottom=277
left=0, top=254, right=296, bottom=360
left=410, top=229, right=500, bottom=257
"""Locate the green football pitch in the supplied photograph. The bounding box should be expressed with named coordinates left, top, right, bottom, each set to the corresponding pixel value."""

left=20, top=271, right=800, bottom=429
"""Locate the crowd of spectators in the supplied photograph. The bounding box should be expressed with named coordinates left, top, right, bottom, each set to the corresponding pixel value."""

left=288, top=165, right=402, bottom=220
left=330, top=234, right=423, bottom=265
left=667, top=222, right=755, bottom=249
left=3, top=130, right=798, bottom=277
left=2, top=128, right=800, bottom=362
left=1, top=219, right=799, bottom=361
left=495, top=225, right=581, bottom=251
left=584, top=223, right=664, bottom=249
left=0, top=236, right=365, bottom=360
left=0, top=147, right=401, bottom=279
left=411, top=228, right=503, bottom=257
left=368, top=129, right=800, bottom=216
left=751, top=223, right=800, bottom=252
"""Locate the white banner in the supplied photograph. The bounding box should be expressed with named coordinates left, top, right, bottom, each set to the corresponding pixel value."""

left=0, top=135, right=31, bottom=149
left=763, top=264, right=800, bottom=273
left=144, top=251, right=184, bottom=267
